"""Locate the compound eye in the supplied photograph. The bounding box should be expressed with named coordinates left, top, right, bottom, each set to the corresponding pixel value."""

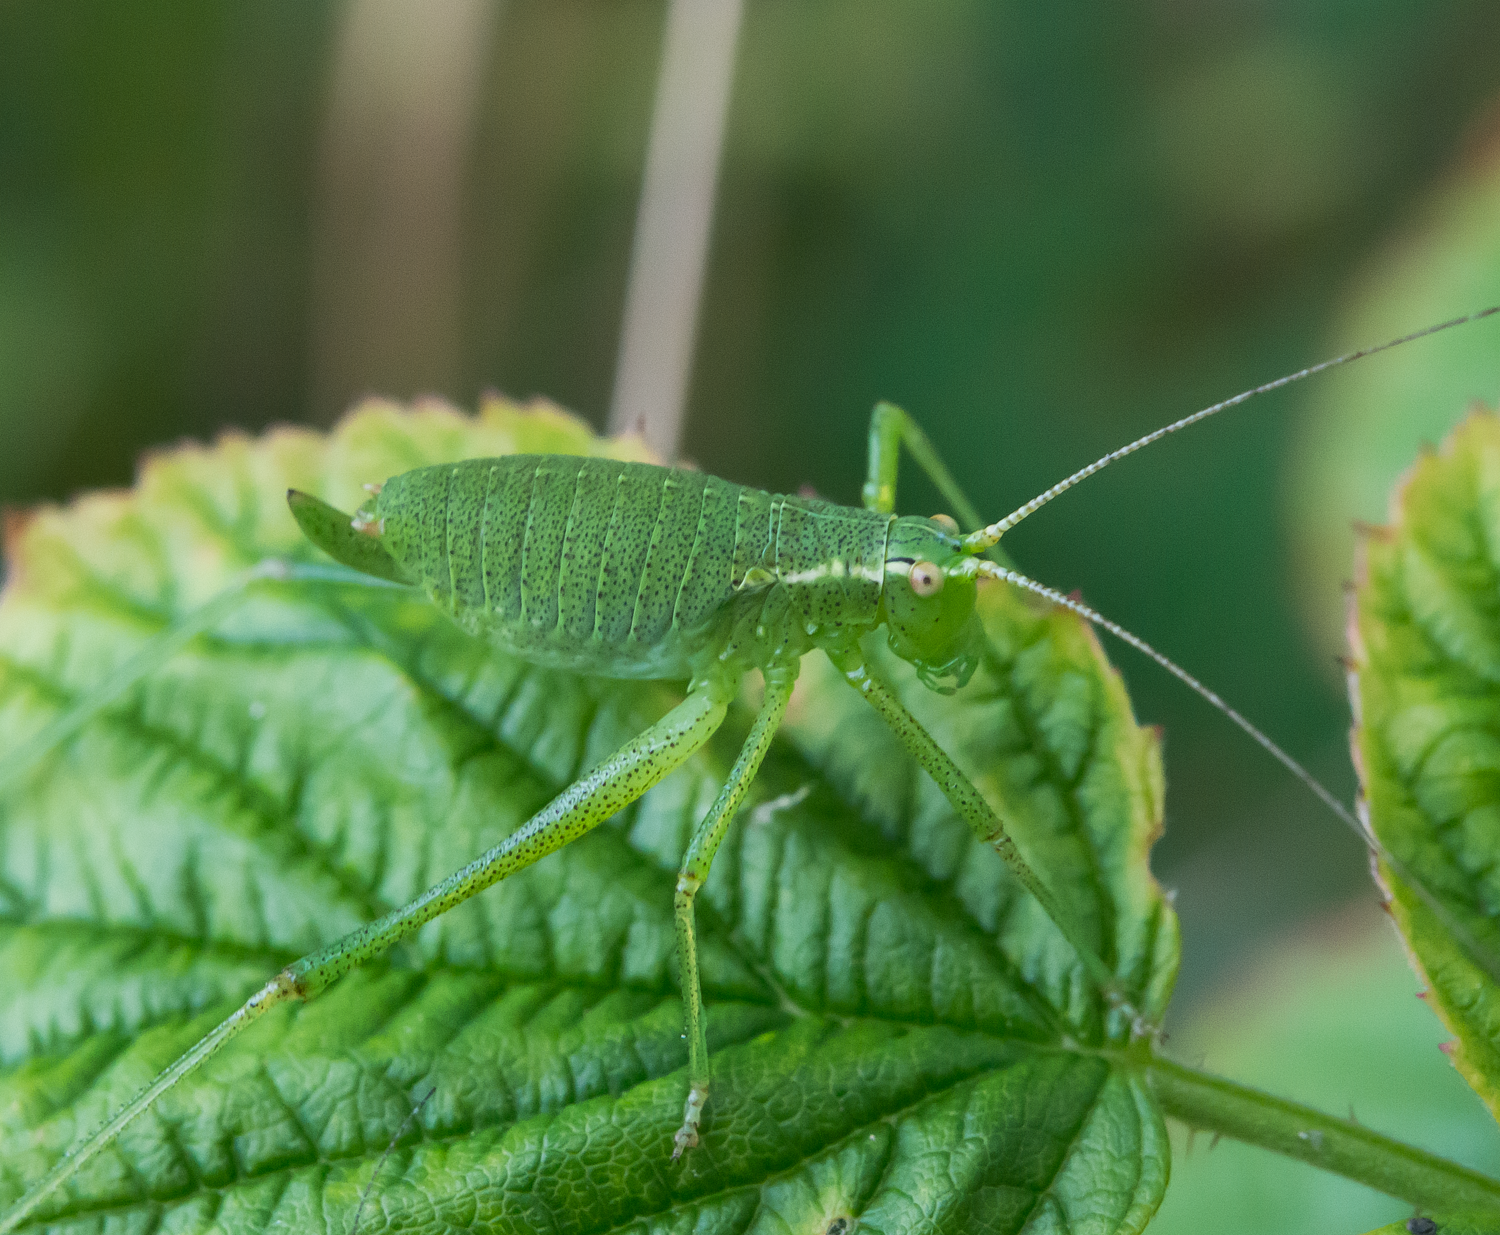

left=909, top=560, right=944, bottom=597
left=930, top=513, right=959, bottom=534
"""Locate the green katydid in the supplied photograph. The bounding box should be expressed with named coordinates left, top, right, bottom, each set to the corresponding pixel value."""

left=1, top=306, right=1498, bottom=1232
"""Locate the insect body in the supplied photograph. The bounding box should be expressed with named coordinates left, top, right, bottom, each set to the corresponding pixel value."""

left=286, top=440, right=1116, bottom=1159
left=360, top=453, right=973, bottom=689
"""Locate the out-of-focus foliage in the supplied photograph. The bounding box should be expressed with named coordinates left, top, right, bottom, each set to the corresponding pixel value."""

left=1149, top=906, right=1500, bottom=1234
left=0, top=403, right=1177, bottom=1233
left=1291, top=143, right=1500, bottom=663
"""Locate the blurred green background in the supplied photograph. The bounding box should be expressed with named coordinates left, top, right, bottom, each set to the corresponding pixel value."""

left=5, top=1, right=1500, bottom=1224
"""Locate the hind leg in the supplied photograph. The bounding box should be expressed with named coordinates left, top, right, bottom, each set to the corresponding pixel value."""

left=828, top=642, right=1135, bottom=1018
left=0, top=673, right=735, bottom=1232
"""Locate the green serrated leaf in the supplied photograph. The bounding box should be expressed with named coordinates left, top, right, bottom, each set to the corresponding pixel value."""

left=0, top=397, right=1177, bottom=1233
left=1350, top=410, right=1500, bottom=1122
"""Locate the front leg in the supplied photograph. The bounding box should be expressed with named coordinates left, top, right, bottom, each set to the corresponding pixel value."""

left=827, top=642, right=1138, bottom=1023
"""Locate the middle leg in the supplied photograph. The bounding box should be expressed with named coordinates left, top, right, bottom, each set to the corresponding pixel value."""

left=672, top=663, right=797, bottom=1157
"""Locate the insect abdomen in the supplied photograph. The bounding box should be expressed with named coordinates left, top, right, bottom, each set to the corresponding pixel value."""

left=378, top=456, right=748, bottom=676
left=376, top=455, right=894, bottom=678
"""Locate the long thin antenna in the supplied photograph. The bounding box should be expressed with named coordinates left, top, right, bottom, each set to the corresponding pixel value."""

left=962, top=304, right=1500, bottom=552
left=350, top=1086, right=438, bottom=1235
left=973, top=558, right=1500, bottom=991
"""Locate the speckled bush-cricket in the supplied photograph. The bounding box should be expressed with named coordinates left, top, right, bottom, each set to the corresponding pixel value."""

left=1, top=307, right=1498, bottom=1232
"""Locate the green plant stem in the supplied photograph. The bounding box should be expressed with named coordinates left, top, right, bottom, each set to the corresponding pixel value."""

left=1144, top=1054, right=1500, bottom=1216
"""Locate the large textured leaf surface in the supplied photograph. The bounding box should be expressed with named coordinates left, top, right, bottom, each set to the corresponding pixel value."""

left=0, top=400, right=1177, bottom=1233
left=1350, top=410, right=1500, bottom=1121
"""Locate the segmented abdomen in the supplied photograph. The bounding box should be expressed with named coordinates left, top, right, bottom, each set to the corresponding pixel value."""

left=376, top=455, right=891, bottom=679
left=378, top=456, right=740, bottom=675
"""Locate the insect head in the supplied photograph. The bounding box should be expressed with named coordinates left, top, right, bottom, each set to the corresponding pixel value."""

left=880, top=513, right=986, bottom=693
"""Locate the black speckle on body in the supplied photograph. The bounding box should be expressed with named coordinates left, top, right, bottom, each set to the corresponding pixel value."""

left=520, top=459, right=576, bottom=633
left=557, top=457, right=617, bottom=641
left=445, top=463, right=488, bottom=613
left=486, top=461, right=532, bottom=621
left=595, top=464, right=664, bottom=645
left=631, top=469, right=704, bottom=645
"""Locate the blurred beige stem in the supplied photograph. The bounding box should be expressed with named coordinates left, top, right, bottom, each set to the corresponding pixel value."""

left=310, top=0, right=498, bottom=424
left=608, top=0, right=745, bottom=461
